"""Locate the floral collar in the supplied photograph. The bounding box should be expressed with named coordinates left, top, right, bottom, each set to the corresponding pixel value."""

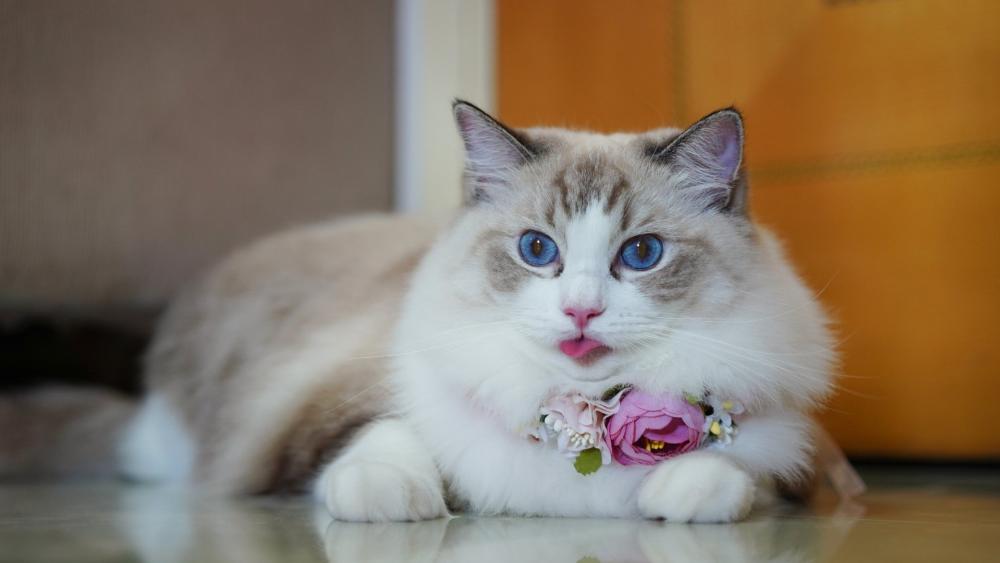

left=529, top=385, right=744, bottom=475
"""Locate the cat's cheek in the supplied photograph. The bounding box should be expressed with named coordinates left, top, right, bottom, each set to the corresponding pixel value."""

left=635, top=451, right=755, bottom=523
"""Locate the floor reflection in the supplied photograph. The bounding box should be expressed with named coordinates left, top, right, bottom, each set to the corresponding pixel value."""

left=5, top=476, right=999, bottom=563
left=116, top=486, right=858, bottom=563
left=318, top=515, right=835, bottom=563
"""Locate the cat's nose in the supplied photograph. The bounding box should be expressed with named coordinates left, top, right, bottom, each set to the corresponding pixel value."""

left=564, top=307, right=604, bottom=329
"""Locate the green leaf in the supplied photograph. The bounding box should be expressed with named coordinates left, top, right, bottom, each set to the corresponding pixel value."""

left=601, top=384, right=631, bottom=402
left=574, top=448, right=603, bottom=476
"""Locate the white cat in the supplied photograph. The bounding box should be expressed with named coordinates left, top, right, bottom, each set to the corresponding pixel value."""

left=110, top=101, right=833, bottom=523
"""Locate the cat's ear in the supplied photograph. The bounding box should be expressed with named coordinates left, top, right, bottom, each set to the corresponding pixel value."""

left=453, top=100, right=540, bottom=204
left=648, top=107, right=747, bottom=214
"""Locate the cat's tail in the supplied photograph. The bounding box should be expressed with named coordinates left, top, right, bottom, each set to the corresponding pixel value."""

left=0, top=386, right=137, bottom=479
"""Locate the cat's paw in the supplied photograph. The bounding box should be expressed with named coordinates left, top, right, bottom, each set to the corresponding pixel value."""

left=637, top=452, right=754, bottom=523
left=318, top=460, right=448, bottom=522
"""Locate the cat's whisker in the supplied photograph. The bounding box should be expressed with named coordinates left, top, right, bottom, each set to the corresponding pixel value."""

left=665, top=329, right=829, bottom=382
left=653, top=326, right=824, bottom=366
left=655, top=326, right=874, bottom=400
left=614, top=302, right=820, bottom=325
left=659, top=335, right=820, bottom=404
left=347, top=329, right=514, bottom=361
left=325, top=379, right=390, bottom=412
left=408, top=319, right=522, bottom=341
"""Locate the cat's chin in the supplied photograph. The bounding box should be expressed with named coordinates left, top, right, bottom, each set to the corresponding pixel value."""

left=557, top=361, right=621, bottom=383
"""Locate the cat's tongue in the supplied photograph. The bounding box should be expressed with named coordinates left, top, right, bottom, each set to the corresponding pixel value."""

left=559, top=337, right=609, bottom=363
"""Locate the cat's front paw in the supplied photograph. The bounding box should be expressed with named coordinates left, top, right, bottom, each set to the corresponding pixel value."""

left=637, top=452, right=754, bottom=523
left=318, top=460, right=448, bottom=522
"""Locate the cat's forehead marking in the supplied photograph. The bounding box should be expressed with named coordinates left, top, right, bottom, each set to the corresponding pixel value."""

left=604, top=177, right=628, bottom=214
left=550, top=155, right=633, bottom=226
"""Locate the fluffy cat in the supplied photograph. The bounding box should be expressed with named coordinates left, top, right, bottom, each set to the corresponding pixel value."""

left=110, top=101, right=834, bottom=523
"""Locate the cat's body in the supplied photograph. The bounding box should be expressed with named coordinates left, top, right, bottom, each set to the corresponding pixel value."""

left=119, top=215, right=440, bottom=494
left=82, top=103, right=832, bottom=523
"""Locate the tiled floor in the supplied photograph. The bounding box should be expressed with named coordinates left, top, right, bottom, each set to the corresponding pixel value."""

left=1, top=466, right=997, bottom=562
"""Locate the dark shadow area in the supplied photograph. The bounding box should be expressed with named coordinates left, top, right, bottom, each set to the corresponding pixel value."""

left=0, top=312, right=156, bottom=395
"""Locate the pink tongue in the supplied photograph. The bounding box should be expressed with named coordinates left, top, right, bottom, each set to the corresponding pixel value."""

left=559, top=337, right=605, bottom=358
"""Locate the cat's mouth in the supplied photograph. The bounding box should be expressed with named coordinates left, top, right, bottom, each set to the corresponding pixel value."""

left=558, top=336, right=612, bottom=366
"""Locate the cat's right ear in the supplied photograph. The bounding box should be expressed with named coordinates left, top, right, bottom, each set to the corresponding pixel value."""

left=453, top=100, right=540, bottom=204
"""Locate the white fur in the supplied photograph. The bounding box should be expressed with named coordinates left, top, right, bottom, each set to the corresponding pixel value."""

left=118, top=393, right=195, bottom=484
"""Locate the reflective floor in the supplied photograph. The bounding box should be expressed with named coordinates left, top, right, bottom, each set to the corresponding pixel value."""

left=1, top=466, right=998, bottom=562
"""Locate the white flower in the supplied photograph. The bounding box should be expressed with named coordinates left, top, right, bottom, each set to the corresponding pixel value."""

left=533, top=389, right=626, bottom=465
left=702, top=396, right=744, bottom=447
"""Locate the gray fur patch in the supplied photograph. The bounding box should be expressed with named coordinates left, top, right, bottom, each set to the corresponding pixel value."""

left=554, top=169, right=572, bottom=216
left=605, top=178, right=628, bottom=213
left=485, top=243, right=533, bottom=293
left=636, top=249, right=704, bottom=303
left=544, top=198, right=556, bottom=228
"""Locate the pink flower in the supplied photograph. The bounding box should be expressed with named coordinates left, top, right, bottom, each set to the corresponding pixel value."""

left=603, top=390, right=705, bottom=466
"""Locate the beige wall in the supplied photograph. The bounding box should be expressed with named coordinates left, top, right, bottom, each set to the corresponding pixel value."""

left=0, top=1, right=394, bottom=311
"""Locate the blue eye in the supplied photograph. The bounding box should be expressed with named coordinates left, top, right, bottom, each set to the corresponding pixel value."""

left=518, top=231, right=559, bottom=267
left=620, top=235, right=663, bottom=270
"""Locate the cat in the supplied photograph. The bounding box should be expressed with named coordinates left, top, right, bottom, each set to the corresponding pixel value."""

left=16, top=101, right=834, bottom=523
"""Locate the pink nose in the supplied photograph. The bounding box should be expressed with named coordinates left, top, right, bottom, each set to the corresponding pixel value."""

left=564, top=307, right=604, bottom=329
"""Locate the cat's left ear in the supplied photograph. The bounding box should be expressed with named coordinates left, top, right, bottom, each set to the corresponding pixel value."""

left=453, top=100, right=541, bottom=204
left=648, top=107, right=747, bottom=215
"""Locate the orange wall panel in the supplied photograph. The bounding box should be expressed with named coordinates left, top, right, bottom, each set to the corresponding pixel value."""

left=754, top=163, right=1000, bottom=459
left=497, top=0, right=677, bottom=131
left=680, top=0, right=1000, bottom=164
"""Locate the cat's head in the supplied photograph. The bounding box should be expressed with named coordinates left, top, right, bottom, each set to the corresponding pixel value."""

left=398, top=101, right=831, bottom=411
